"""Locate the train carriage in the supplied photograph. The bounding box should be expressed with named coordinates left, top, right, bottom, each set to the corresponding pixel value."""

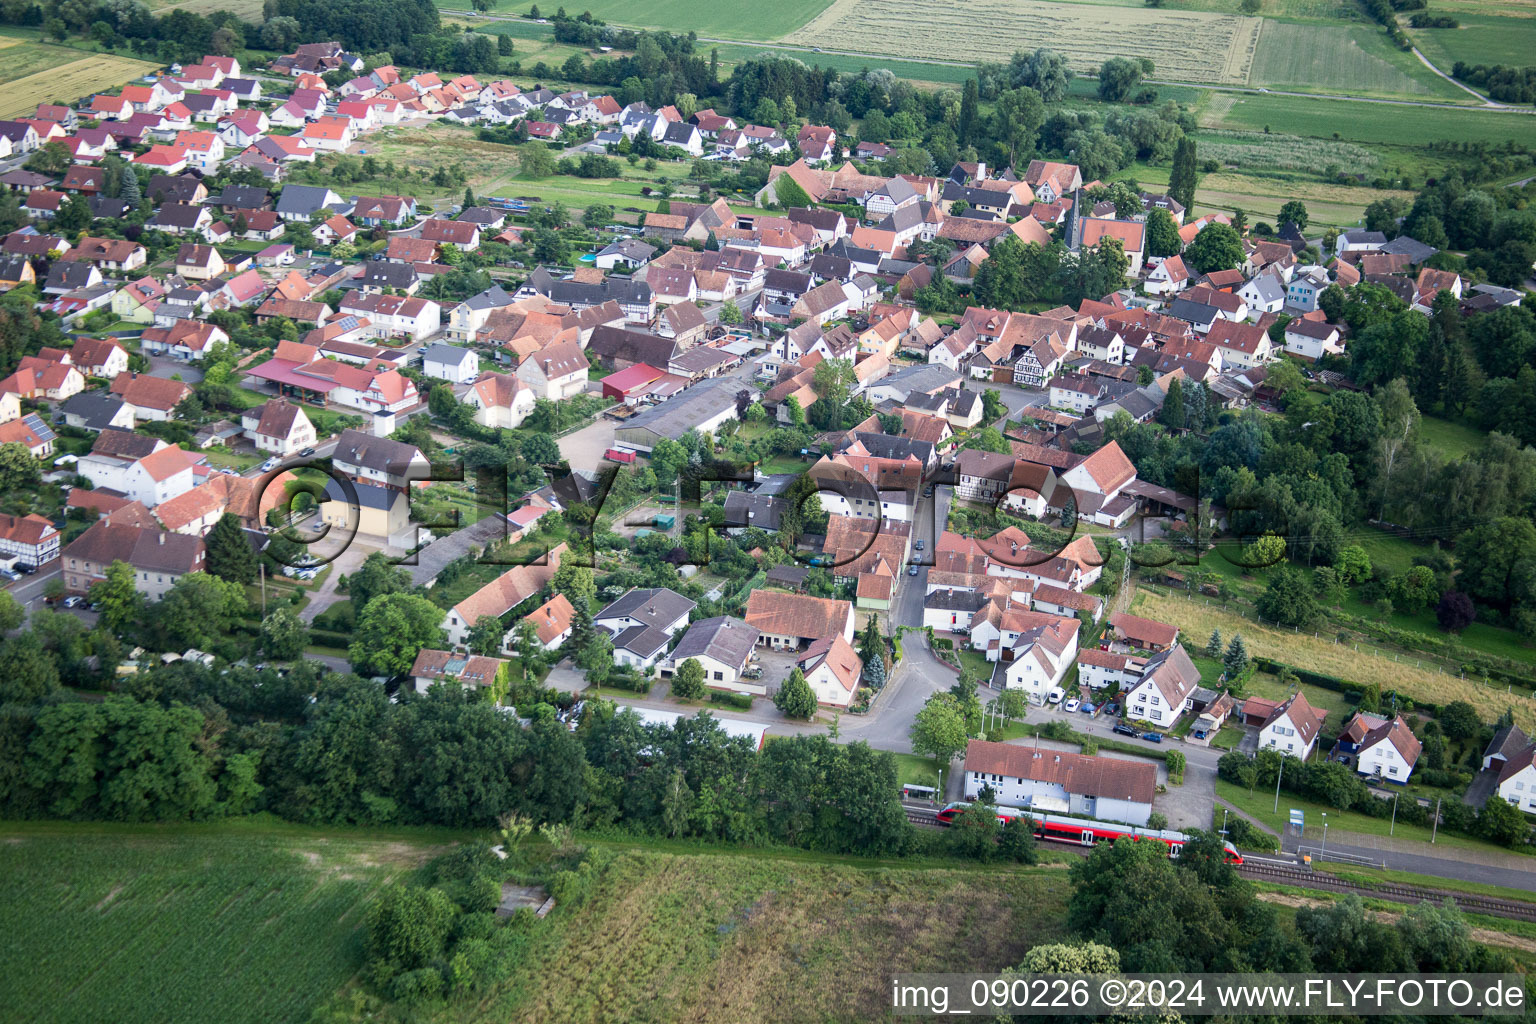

left=934, top=803, right=1243, bottom=864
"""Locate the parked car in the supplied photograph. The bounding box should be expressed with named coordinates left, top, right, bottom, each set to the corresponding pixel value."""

left=907, top=565, right=919, bottom=576
left=1104, top=702, right=1120, bottom=717
left=1142, top=731, right=1164, bottom=743
left=1046, top=687, right=1064, bottom=704
left=63, top=596, right=83, bottom=608
left=914, top=539, right=925, bottom=551
left=1064, top=698, right=1081, bottom=713
left=1112, top=723, right=1139, bottom=737
left=1080, top=702, right=1096, bottom=715
left=298, top=446, right=316, bottom=457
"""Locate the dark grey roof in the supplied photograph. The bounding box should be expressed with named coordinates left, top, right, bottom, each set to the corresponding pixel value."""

left=423, top=343, right=476, bottom=367
left=618, top=377, right=753, bottom=442
left=670, top=615, right=759, bottom=668
left=275, top=184, right=337, bottom=218
left=91, top=427, right=160, bottom=460
left=323, top=477, right=401, bottom=511
left=360, top=262, right=418, bottom=289
left=724, top=491, right=785, bottom=530
left=1167, top=298, right=1221, bottom=326
left=662, top=122, right=698, bottom=145
left=45, top=262, right=96, bottom=290
left=597, top=586, right=697, bottom=627
left=843, top=431, right=934, bottom=465
left=1378, top=235, right=1438, bottom=263
left=924, top=588, right=987, bottom=612
left=211, top=184, right=270, bottom=209
left=587, top=325, right=679, bottom=368
left=87, top=196, right=133, bottom=219
left=60, top=391, right=127, bottom=431
left=331, top=428, right=422, bottom=477
left=762, top=267, right=812, bottom=294
left=461, top=284, right=516, bottom=311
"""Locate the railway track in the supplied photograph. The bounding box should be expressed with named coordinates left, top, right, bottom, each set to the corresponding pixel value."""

left=906, top=808, right=941, bottom=828
left=1237, top=861, right=1536, bottom=923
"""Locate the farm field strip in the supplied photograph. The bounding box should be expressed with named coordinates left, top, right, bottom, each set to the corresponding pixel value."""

left=785, top=0, right=1263, bottom=85
left=1410, top=13, right=1536, bottom=74
left=441, top=0, right=832, bottom=39
left=0, top=53, right=160, bottom=119
left=1199, top=89, right=1536, bottom=146
left=1249, top=22, right=1464, bottom=99
left=0, top=41, right=83, bottom=86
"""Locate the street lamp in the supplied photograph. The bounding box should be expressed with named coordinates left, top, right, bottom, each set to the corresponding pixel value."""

left=1320, top=812, right=1329, bottom=862
left=1220, top=807, right=1229, bottom=839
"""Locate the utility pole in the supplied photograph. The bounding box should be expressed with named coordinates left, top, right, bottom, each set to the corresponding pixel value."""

left=259, top=561, right=266, bottom=615
left=1389, top=791, right=1398, bottom=836
left=1273, top=755, right=1284, bottom=813
left=1431, top=796, right=1441, bottom=844
left=1320, top=812, right=1329, bottom=862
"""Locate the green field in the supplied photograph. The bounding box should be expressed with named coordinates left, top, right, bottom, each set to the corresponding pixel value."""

left=1418, top=414, right=1488, bottom=460
left=445, top=0, right=830, bottom=39
left=1411, top=12, right=1536, bottom=72
left=1250, top=22, right=1465, bottom=100
left=0, top=36, right=85, bottom=85
left=0, top=820, right=454, bottom=1024
left=1200, top=90, right=1536, bottom=147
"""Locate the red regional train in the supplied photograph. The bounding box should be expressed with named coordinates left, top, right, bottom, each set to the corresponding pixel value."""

left=934, top=803, right=1244, bottom=864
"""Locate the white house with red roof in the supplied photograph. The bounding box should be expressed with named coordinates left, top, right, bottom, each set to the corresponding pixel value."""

left=0, top=512, right=60, bottom=566
left=1057, top=440, right=1138, bottom=526
left=1121, top=644, right=1201, bottom=728
left=1259, top=690, right=1327, bottom=760
left=337, top=291, right=440, bottom=340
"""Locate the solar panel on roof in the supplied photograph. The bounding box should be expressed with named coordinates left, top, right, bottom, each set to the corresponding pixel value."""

left=444, top=657, right=468, bottom=675
left=23, top=414, right=55, bottom=443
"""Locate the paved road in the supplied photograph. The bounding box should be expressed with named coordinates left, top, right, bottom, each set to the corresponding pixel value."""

left=1280, top=834, right=1536, bottom=890
left=840, top=633, right=957, bottom=752
left=145, top=354, right=203, bottom=384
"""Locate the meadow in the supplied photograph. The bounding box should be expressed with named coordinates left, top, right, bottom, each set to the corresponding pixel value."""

left=1129, top=589, right=1536, bottom=731
left=441, top=0, right=830, bottom=39
left=0, top=820, right=452, bottom=1024
left=786, top=0, right=1263, bottom=85
left=1410, top=10, right=1536, bottom=71
left=1199, top=90, right=1536, bottom=147
left=430, top=849, right=1066, bottom=1023
left=1249, top=22, right=1467, bottom=100
left=1194, top=129, right=1380, bottom=172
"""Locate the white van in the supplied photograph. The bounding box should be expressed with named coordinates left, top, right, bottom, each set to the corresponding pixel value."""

left=1046, top=687, right=1065, bottom=704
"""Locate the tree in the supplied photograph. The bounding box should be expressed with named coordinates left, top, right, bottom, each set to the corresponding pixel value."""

left=1184, top=222, right=1244, bottom=274
left=261, top=606, right=308, bottom=659
left=466, top=615, right=506, bottom=657
left=365, top=885, right=457, bottom=972
left=672, top=657, right=705, bottom=700
left=718, top=300, right=743, bottom=325
left=0, top=590, right=23, bottom=633
left=993, top=87, right=1046, bottom=164
left=1205, top=628, right=1223, bottom=660
left=1256, top=567, right=1318, bottom=627
left=1318, top=283, right=1347, bottom=323
left=1145, top=206, right=1182, bottom=258
left=1167, top=136, right=1199, bottom=212
left=910, top=692, right=968, bottom=764
left=1097, top=57, right=1144, bottom=102
left=1012, top=48, right=1074, bottom=103
left=551, top=563, right=595, bottom=605
left=155, top=573, right=247, bottom=650
left=1439, top=700, right=1481, bottom=740
left=91, top=560, right=141, bottom=632
left=520, top=432, right=560, bottom=465
left=1435, top=590, right=1476, bottom=633
left=1387, top=566, right=1437, bottom=614
left=1277, top=200, right=1309, bottom=231
left=349, top=551, right=410, bottom=617
left=774, top=667, right=817, bottom=719
left=1158, top=376, right=1185, bottom=428
left=1478, top=793, right=1530, bottom=847
left=1223, top=633, right=1250, bottom=678
left=0, top=442, right=40, bottom=493
left=0, top=632, right=60, bottom=702
left=519, top=142, right=556, bottom=179
left=999, top=814, right=1039, bottom=863
left=205, top=513, right=258, bottom=585
left=1333, top=546, right=1371, bottom=585
left=1455, top=516, right=1536, bottom=609
left=350, top=593, right=448, bottom=678
left=959, top=77, right=980, bottom=145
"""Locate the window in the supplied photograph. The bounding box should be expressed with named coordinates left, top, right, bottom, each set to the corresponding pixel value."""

left=1388, top=766, right=1398, bottom=776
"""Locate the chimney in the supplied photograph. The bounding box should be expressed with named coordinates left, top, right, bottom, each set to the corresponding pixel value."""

left=158, top=532, right=165, bottom=545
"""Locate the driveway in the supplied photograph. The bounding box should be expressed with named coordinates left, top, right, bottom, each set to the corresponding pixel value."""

left=557, top=416, right=618, bottom=472
left=145, top=354, right=203, bottom=384
left=297, top=542, right=369, bottom=625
